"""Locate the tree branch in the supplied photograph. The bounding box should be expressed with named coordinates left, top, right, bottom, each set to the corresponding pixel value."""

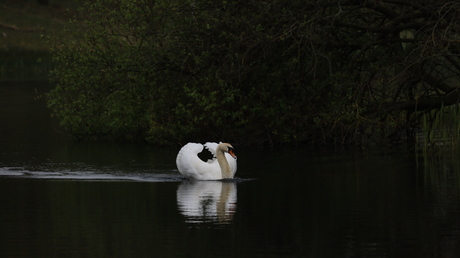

left=422, top=71, right=457, bottom=93
left=380, top=90, right=460, bottom=114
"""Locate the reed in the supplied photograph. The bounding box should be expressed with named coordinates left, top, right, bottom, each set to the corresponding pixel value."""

left=418, top=104, right=460, bottom=151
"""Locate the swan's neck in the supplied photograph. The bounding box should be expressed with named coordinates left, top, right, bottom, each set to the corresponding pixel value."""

left=216, top=150, right=232, bottom=179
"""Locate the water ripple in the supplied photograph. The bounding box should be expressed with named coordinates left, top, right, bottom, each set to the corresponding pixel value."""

left=0, top=166, right=185, bottom=182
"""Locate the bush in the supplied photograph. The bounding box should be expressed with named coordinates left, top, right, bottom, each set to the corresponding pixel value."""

left=48, top=0, right=318, bottom=144
left=49, top=0, right=460, bottom=145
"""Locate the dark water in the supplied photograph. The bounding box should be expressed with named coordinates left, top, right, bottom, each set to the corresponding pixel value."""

left=1, top=81, right=460, bottom=257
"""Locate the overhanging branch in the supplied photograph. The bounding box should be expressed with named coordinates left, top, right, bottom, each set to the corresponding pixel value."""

left=380, top=90, right=460, bottom=113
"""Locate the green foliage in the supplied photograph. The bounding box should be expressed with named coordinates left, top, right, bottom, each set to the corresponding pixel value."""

left=48, top=0, right=321, bottom=144
left=48, top=0, right=460, bottom=145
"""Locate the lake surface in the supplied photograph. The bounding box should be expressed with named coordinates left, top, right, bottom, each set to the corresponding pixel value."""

left=1, top=81, right=460, bottom=257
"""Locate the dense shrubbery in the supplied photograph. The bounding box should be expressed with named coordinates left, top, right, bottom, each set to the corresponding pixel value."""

left=49, top=0, right=460, bottom=145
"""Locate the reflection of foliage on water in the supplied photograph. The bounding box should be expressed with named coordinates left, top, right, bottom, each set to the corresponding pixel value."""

left=0, top=181, right=188, bottom=257
left=417, top=150, right=460, bottom=256
left=0, top=49, right=52, bottom=80
left=420, top=150, right=460, bottom=200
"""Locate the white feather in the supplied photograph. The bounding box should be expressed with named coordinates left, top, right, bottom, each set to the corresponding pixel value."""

left=176, top=142, right=237, bottom=180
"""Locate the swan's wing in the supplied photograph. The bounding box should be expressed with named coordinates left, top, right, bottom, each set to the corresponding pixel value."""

left=203, top=142, right=219, bottom=164
left=176, top=142, right=221, bottom=180
left=176, top=143, right=202, bottom=178
left=204, top=142, right=219, bottom=156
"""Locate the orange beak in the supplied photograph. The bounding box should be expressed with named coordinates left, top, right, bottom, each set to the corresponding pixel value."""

left=228, top=149, right=237, bottom=159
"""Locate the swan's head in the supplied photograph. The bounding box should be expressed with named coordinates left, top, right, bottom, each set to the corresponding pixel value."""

left=219, top=143, right=237, bottom=159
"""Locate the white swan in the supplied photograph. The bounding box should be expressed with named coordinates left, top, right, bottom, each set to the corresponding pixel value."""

left=176, top=142, right=237, bottom=180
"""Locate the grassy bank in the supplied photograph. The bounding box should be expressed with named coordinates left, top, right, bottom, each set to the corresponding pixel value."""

left=0, top=0, right=79, bottom=80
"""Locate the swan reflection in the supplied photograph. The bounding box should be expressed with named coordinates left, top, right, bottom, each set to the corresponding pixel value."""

left=177, top=181, right=237, bottom=224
